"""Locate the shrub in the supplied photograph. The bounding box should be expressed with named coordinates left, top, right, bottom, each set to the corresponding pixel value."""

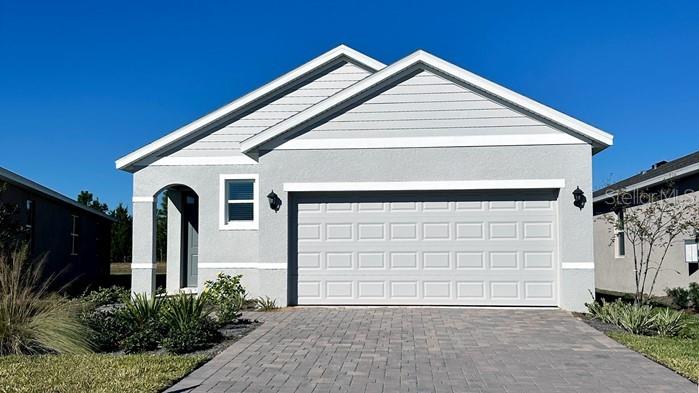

left=161, top=293, right=220, bottom=354
left=119, top=293, right=164, bottom=353
left=688, top=283, right=699, bottom=311
left=256, top=296, right=279, bottom=312
left=666, top=287, right=690, bottom=309
left=652, top=308, right=687, bottom=337
left=204, top=273, right=246, bottom=323
left=617, top=304, right=656, bottom=335
left=122, top=320, right=162, bottom=354
left=81, top=286, right=129, bottom=307
left=79, top=308, right=130, bottom=352
left=0, top=248, right=93, bottom=355
left=587, top=299, right=626, bottom=326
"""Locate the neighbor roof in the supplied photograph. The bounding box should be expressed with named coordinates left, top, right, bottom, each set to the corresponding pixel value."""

left=115, top=45, right=385, bottom=171
left=593, top=150, right=699, bottom=201
left=0, top=167, right=116, bottom=221
left=241, top=50, right=613, bottom=154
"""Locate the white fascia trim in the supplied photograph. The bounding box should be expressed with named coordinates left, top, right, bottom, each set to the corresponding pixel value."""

left=593, top=162, right=699, bottom=202
left=150, top=156, right=259, bottom=166
left=284, top=179, right=565, bottom=192
left=241, top=50, right=613, bottom=153
left=561, top=262, right=594, bottom=269
left=198, top=262, right=287, bottom=269
left=275, top=134, right=584, bottom=150
left=132, top=196, right=154, bottom=203
left=115, top=45, right=385, bottom=170
left=219, top=173, right=260, bottom=230
left=131, top=263, right=157, bottom=269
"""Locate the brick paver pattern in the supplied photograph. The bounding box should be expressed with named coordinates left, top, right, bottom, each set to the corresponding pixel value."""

left=166, top=308, right=696, bottom=393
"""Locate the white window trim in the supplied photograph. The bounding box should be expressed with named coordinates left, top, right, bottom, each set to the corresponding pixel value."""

left=614, top=210, right=625, bottom=258
left=686, top=240, right=699, bottom=263
left=219, top=174, right=259, bottom=230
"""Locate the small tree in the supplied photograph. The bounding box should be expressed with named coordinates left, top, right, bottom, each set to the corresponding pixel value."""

left=109, top=203, right=132, bottom=263
left=601, top=187, right=699, bottom=303
left=0, top=183, right=26, bottom=252
left=77, top=190, right=109, bottom=214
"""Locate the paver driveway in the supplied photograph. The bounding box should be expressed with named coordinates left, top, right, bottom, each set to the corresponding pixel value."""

left=166, top=308, right=696, bottom=393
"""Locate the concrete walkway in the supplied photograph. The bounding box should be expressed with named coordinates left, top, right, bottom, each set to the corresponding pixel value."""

left=166, top=308, right=696, bottom=393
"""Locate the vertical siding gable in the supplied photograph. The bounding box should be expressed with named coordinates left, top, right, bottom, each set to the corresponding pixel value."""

left=165, top=62, right=372, bottom=158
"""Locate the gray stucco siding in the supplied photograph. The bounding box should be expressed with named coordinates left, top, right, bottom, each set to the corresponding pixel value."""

left=132, top=143, right=593, bottom=310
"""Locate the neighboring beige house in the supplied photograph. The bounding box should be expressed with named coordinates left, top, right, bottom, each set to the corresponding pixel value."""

left=593, top=150, right=699, bottom=295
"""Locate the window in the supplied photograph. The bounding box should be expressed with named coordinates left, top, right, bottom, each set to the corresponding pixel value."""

left=70, top=215, right=80, bottom=255
left=219, top=174, right=258, bottom=230
left=614, top=209, right=625, bottom=258
left=686, top=240, right=699, bottom=263
left=25, top=200, right=34, bottom=251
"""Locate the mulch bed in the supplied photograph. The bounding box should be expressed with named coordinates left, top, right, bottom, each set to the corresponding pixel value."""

left=572, top=312, right=623, bottom=334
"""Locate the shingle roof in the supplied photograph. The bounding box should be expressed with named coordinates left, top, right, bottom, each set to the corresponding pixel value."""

left=0, top=167, right=116, bottom=221
left=593, top=150, right=699, bottom=198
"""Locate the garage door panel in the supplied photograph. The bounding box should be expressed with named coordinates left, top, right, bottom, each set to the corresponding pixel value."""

left=294, top=191, right=558, bottom=306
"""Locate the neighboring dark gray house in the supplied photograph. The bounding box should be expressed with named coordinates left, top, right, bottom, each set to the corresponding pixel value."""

left=116, top=45, right=614, bottom=311
left=0, top=167, right=114, bottom=292
left=593, top=150, right=699, bottom=295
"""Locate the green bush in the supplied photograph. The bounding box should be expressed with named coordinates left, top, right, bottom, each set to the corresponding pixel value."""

left=119, top=294, right=165, bottom=353
left=81, top=286, right=129, bottom=307
left=204, top=273, right=247, bottom=323
left=161, top=293, right=220, bottom=354
left=0, top=248, right=93, bottom=355
left=256, top=296, right=279, bottom=311
left=617, top=304, right=656, bottom=335
left=688, top=283, right=699, bottom=311
left=587, top=299, right=687, bottom=337
left=653, top=308, right=687, bottom=337
left=80, top=308, right=130, bottom=352
left=666, top=287, right=690, bottom=309
left=122, top=320, right=162, bottom=354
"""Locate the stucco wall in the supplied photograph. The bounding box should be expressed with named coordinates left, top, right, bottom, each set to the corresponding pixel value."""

left=594, top=190, right=699, bottom=295
left=132, top=143, right=594, bottom=310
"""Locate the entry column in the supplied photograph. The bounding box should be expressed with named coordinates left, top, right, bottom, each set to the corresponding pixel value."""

left=131, top=196, right=156, bottom=296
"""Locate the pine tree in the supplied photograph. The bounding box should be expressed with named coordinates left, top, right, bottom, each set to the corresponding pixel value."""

left=109, top=203, right=132, bottom=262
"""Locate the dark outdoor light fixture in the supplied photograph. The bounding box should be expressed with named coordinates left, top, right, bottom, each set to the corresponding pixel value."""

left=267, top=190, right=282, bottom=212
left=572, top=186, right=587, bottom=210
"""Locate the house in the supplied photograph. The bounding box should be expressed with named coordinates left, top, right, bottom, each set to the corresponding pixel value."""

left=0, top=167, right=114, bottom=291
left=116, top=45, right=613, bottom=311
left=593, top=150, right=699, bottom=295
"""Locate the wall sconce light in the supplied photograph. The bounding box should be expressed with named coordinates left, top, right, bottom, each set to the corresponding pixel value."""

left=267, top=190, right=282, bottom=212
left=573, top=186, right=587, bottom=210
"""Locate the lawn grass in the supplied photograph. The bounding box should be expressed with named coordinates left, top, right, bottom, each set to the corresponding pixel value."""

left=0, top=353, right=208, bottom=393
left=609, top=328, right=699, bottom=383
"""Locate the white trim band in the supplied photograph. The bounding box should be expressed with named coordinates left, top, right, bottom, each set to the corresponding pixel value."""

left=561, top=262, right=594, bottom=269
left=284, top=179, right=566, bottom=192
left=132, top=196, right=154, bottom=203
left=150, top=156, right=258, bottom=166
left=275, top=134, right=584, bottom=150
left=198, top=262, right=287, bottom=269
left=131, top=263, right=157, bottom=269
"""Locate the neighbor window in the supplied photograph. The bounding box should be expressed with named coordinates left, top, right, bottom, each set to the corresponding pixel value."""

left=219, top=174, right=258, bottom=230
left=614, top=209, right=625, bottom=258
left=25, top=200, right=34, bottom=251
left=70, top=215, right=80, bottom=255
left=686, top=240, right=699, bottom=263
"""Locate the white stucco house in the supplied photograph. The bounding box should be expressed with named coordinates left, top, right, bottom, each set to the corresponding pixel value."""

left=116, top=45, right=613, bottom=311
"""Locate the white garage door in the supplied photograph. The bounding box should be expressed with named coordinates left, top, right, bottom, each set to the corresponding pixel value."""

left=292, top=191, right=558, bottom=306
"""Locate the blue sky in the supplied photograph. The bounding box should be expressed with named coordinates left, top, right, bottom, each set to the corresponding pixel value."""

left=1, top=1, right=698, bottom=209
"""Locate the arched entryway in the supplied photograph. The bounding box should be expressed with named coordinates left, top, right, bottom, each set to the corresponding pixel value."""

left=131, top=184, right=199, bottom=295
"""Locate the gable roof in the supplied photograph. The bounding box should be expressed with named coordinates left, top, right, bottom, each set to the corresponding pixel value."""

left=0, top=167, right=116, bottom=221
left=240, top=50, right=613, bottom=154
left=593, top=150, right=699, bottom=201
left=115, top=45, right=385, bottom=171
